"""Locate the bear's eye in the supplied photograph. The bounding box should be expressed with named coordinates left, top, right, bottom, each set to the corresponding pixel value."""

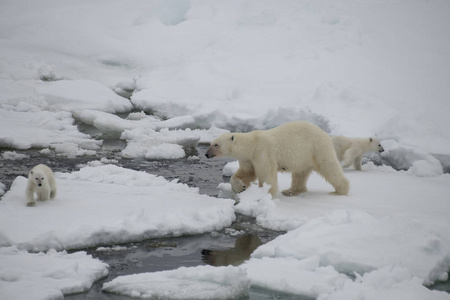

left=214, top=143, right=219, bottom=147
left=35, top=178, right=38, bottom=180
left=41, top=178, right=44, bottom=180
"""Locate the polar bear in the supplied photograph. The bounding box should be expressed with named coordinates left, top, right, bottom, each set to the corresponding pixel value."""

left=205, top=121, right=349, bottom=197
left=331, top=136, right=384, bottom=171
left=26, top=164, right=57, bottom=206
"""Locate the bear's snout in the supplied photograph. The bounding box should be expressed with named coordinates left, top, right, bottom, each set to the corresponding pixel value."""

left=379, top=146, right=384, bottom=153
left=38, top=183, right=42, bottom=187
left=205, top=146, right=216, bottom=159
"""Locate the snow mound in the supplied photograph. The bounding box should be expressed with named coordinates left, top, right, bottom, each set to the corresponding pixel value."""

left=0, top=246, right=108, bottom=300
left=120, top=127, right=199, bottom=159
left=0, top=108, right=101, bottom=154
left=1, top=151, right=30, bottom=160
left=252, top=209, right=450, bottom=285
left=381, top=139, right=443, bottom=176
left=0, top=164, right=235, bottom=251
left=102, top=265, right=249, bottom=300
left=244, top=256, right=349, bottom=298
left=319, top=265, right=450, bottom=300
left=74, top=109, right=195, bottom=135
left=35, top=79, right=132, bottom=113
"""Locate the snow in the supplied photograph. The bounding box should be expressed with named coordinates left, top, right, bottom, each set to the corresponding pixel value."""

left=35, top=79, right=133, bottom=113
left=102, top=265, right=250, bottom=300
left=2, top=151, right=30, bottom=160
left=0, top=246, right=108, bottom=300
left=0, top=164, right=235, bottom=252
left=1, top=0, right=450, bottom=299
left=0, top=108, right=101, bottom=154
left=244, top=256, right=349, bottom=297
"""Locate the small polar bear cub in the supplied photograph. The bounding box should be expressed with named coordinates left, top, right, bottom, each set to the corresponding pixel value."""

left=332, top=136, right=384, bottom=170
left=26, top=164, right=57, bottom=206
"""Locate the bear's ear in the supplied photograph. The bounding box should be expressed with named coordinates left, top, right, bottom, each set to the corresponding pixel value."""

left=30, top=171, right=33, bottom=175
left=370, top=138, right=373, bottom=142
left=231, top=135, right=235, bottom=141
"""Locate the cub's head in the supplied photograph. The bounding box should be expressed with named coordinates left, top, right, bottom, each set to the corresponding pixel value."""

left=30, top=170, right=45, bottom=187
left=205, top=133, right=235, bottom=159
left=369, top=137, right=384, bottom=153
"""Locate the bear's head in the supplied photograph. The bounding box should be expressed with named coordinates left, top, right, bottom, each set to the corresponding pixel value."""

left=205, top=133, right=235, bottom=158
left=30, top=170, right=45, bottom=187
left=369, top=137, right=384, bottom=153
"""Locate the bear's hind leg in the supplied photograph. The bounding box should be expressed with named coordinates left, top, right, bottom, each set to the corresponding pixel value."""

left=282, top=169, right=312, bottom=196
left=353, top=155, right=363, bottom=171
left=314, top=155, right=349, bottom=195
left=342, top=149, right=355, bottom=168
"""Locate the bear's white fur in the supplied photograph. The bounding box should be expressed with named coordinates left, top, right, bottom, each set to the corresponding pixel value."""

left=206, top=121, right=349, bottom=197
left=332, top=136, right=384, bottom=171
left=26, top=164, right=57, bottom=206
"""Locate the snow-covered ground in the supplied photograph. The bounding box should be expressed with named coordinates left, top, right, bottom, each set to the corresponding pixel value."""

left=1, top=0, right=449, bottom=299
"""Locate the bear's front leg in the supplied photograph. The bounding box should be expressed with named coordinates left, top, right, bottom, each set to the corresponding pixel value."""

left=25, top=184, right=36, bottom=206
left=230, top=161, right=256, bottom=194
left=36, top=188, right=51, bottom=201
left=230, top=175, right=247, bottom=194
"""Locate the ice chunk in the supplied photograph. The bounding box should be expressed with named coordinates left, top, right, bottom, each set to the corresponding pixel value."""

left=0, top=164, right=236, bottom=251
left=0, top=246, right=108, bottom=300
left=102, top=265, right=249, bottom=299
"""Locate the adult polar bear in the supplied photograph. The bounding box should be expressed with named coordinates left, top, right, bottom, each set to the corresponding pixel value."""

left=205, top=121, right=349, bottom=197
left=332, top=136, right=384, bottom=171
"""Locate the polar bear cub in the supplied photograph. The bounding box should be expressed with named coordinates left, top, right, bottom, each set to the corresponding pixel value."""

left=26, top=164, right=57, bottom=206
left=332, top=136, right=384, bottom=170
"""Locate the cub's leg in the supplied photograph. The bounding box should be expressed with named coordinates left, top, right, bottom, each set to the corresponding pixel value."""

left=25, top=184, right=36, bottom=206
left=353, top=155, right=363, bottom=171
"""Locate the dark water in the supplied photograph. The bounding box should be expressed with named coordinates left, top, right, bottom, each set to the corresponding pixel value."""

left=0, top=144, right=448, bottom=299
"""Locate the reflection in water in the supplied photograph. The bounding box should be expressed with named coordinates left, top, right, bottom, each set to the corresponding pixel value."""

left=202, top=234, right=263, bottom=266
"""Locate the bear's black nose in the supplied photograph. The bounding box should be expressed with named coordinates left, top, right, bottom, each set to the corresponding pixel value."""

left=205, top=153, right=210, bottom=158
left=38, top=184, right=42, bottom=187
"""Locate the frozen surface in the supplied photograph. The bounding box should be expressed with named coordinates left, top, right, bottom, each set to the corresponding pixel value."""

left=0, top=163, right=236, bottom=251
left=0, top=246, right=108, bottom=300
left=102, top=265, right=250, bottom=300
left=216, top=161, right=450, bottom=298
left=101, top=161, right=450, bottom=300
left=0, top=108, right=101, bottom=154
left=1, top=0, right=450, bottom=155
left=1, top=0, right=450, bottom=299
left=35, top=79, right=132, bottom=113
